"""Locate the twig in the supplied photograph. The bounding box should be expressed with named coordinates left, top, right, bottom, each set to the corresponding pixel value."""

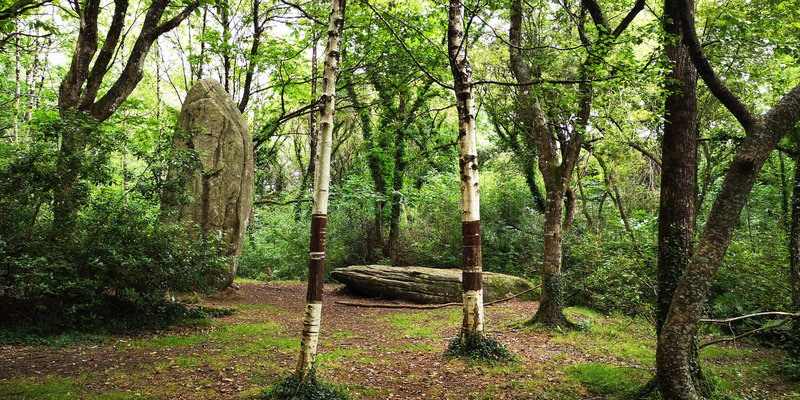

left=334, top=285, right=541, bottom=309
left=699, top=319, right=793, bottom=349
left=699, top=311, right=800, bottom=324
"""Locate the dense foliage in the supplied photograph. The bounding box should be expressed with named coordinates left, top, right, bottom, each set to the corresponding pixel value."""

left=0, top=115, right=228, bottom=337
left=0, top=0, right=797, bottom=375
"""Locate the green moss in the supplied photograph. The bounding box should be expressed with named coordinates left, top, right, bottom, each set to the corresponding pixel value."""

left=568, top=363, right=651, bottom=399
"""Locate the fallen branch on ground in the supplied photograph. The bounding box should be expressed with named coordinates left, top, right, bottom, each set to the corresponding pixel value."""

left=699, top=311, right=800, bottom=324
left=334, top=285, right=542, bottom=309
left=699, top=318, right=793, bottom=349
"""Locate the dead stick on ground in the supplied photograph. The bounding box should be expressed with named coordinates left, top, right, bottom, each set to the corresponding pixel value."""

left=699, top=318, right=793, bottom=349
left=334, top=285, right=542, bottom=309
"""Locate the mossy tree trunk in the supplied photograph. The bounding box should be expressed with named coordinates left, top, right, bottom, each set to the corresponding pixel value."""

left=448, top=0, right=484, bottom=336
left=509, top=0, right=644, bottom=328
left=657, top=0, right=800, bottom=397
left=652, top=0, right=711, bottom=396
left=294, top=0, right=346, bottom=382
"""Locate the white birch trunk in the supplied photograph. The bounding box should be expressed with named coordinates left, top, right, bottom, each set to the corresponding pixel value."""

left=448, top=0, right=485, bottom=335
left=294, top=0, right=346, bottom=381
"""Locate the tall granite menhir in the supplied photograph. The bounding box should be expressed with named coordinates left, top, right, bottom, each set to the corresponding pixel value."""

left=172, top=79, right=254, bottom=289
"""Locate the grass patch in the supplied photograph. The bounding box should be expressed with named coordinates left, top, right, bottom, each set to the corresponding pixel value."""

left=0, top=376, right=141, bottom=400
left=547, top=308, right=656, bottom=364
left=568, top=362, right=651, bottom=399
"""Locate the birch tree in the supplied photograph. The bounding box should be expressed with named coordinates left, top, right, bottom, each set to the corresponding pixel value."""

left=294, top=0, right=345, bottom=382
left=447, top=0, right=485, bottom=338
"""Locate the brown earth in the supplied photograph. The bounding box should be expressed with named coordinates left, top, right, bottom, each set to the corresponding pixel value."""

left=0, top=281, right=795, bottom=399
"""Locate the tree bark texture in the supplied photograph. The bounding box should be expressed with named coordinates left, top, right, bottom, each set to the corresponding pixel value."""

left=294, top=0, right=346, bottom=382
left=657, top=1, right=800, bottom=396
left=448, top=0, right=484, bottom=335
left=656, top=0, right=698, bottom=337
left=789, top=152, right=800, bottom=359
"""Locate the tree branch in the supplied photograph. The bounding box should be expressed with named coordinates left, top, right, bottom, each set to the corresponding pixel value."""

left=676, top=0, right=755, bottom=130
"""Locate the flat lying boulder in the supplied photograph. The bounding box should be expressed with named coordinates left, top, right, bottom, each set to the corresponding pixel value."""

left=331, top=265, right=537, bottom=304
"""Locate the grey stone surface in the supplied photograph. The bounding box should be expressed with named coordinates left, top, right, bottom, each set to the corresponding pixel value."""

left=332, top=265, right=538, bottom=304
left=173, top=79, right=254, bottom=289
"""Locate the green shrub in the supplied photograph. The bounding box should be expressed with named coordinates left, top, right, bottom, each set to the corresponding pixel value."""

left=0, top=123, right=228, bottom=338
left=262, top=372, right=349, bottom=400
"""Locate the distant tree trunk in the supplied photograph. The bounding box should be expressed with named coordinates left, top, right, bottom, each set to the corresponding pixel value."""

left=294, top=0, right=345, bottom=382
left=295, top=38, right=318, bottom=222
left=345, top=83, right=384, bottom=258
left=387, top=124, right=405, bottom=265
left=657, top=0, right=800, bottom=396
left=448, top=0, right=484, bottom=336
left=13, top=17, right=20, bottom=142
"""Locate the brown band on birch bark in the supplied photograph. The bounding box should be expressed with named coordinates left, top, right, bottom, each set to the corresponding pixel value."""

left=307, top=257, right=325, bottom=302
left=310, top=214, right=327, bottom=252
left=462, top=220, right=482, bottom=268
left=307, top=214, right=327, bottom=302
left=462, top=272, right=482, bottom=291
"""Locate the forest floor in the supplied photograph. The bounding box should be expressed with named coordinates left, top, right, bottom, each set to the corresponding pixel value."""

left=1, top=280, right=798, bottom=400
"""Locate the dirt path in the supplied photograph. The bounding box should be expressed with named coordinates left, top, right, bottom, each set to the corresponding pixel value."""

left=0, top=281, right=795, bottom=399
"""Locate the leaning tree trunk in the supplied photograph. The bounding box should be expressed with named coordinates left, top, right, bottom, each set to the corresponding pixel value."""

left=657, top=0, right=800, bottom=396
left=294, top=0, right=346, bottom=382
left=448, top=0, right=484, bottom=336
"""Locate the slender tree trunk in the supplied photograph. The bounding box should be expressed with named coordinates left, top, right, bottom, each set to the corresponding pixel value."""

left=388, top=103, right=407, bottom=265
left=295, top=39, right=318, bottom=222
left=509, top=0, right=576, bottom=327
left=294, top=0, right=346, bottom=381
left=13, top=17, right=20, bottom=142
left=448, top=0, right=484, bottom=336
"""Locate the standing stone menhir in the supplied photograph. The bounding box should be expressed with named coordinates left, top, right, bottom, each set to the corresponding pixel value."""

left=171, top=79, right=254, bottom=289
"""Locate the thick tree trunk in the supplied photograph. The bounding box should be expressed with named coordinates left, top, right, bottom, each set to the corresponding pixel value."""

left=53, top=0, right=195, bottom=227
left=789, top=154, right=800, bottom=357
left=448, top=0, right=485, bottom=335
left=650, top=0, right=710, bottom=395
left=657, top=0, right=698, bottom=337
left=294, top=0, right=346, bottom=381
left=656, top=0, right=800, bottom=396
left=535, top=184, right=570, bottom=325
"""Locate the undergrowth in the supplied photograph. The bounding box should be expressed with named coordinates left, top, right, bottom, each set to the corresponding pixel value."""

left=261, top=371, right=348, bottom=400
left=446, top=331, right=513, bottom=363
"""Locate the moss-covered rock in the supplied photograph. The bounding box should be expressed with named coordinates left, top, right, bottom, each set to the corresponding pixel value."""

left=331, top=265, right=538, bottom=303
